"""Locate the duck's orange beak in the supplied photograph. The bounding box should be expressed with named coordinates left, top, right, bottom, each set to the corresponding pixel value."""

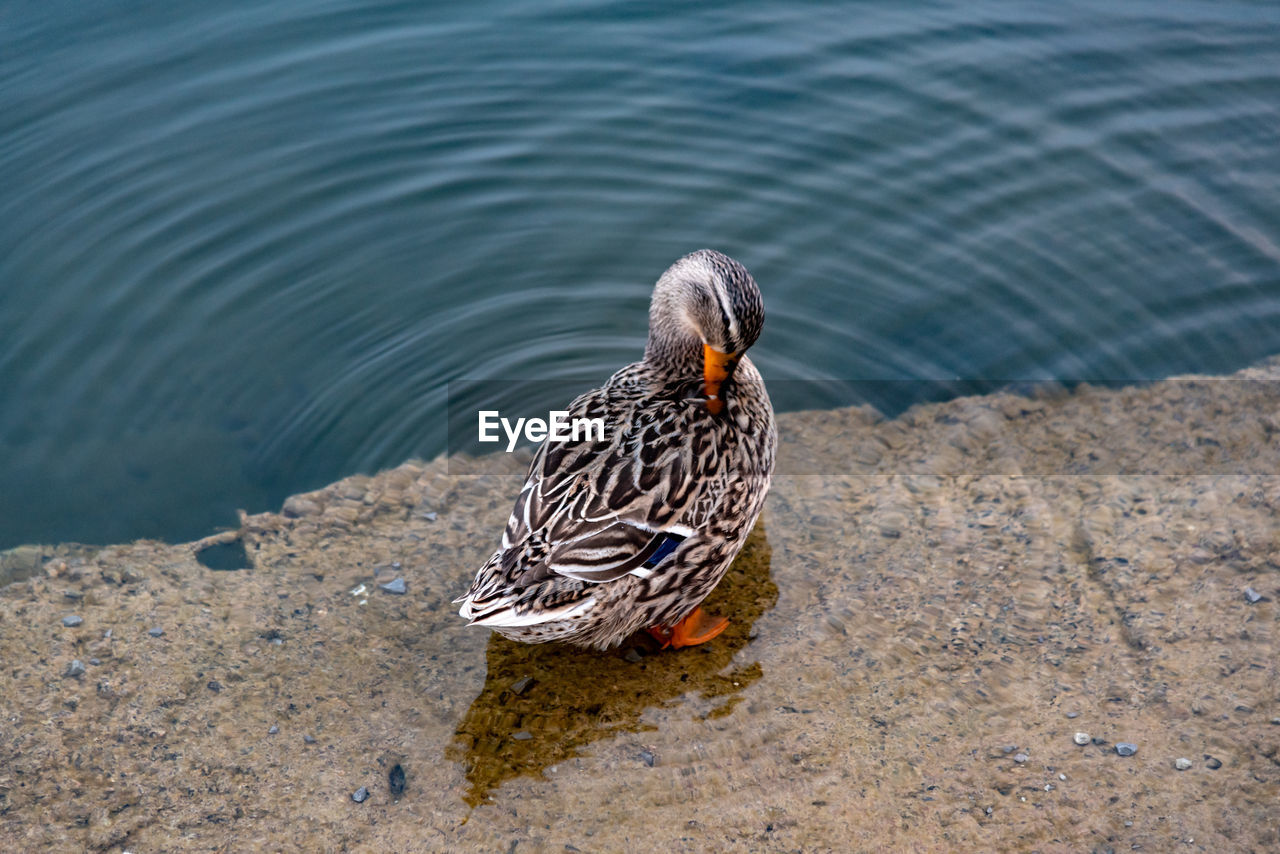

left=703, top=344, right=740, bottom=415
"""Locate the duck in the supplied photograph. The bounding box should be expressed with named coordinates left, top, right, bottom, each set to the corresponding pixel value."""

left=455, top=249, right=776, bottom=650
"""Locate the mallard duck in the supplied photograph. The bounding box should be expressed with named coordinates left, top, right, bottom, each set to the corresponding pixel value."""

left=455, top=249, right=776, bottom=650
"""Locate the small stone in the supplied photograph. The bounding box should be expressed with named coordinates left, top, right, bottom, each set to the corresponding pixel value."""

left=389, top=763, right=406, bottom=796
left=89, top=658, right=101, bottom=666
left=1205, top=755, right=1222, bottom=769
left=1116, top=742, right=1138, bottom=756
left=391, top=561, right=401, bottom=569
left=148, top=627, right=164, bottom=637
left=1001, top=745, right=1016, bottom=754
left=1065, top=711, right=1079, bottom=719
left=1013, top=753, right=1029, bottom=763
left=63, top=659, right=86, bottom=678
left=1073, top=732, right=1090, bottom=745
left=1059, top=773, right=1066, bottom=781
left=423, top=511, right=438, bottom=522
left=303, top=734, right=316, bottom=744
left=1243, top=586, right=1264, bottom=603
left=268, top=725, right=279, bottom=734
left=512, top=731, right=533, bottom=741
left=282, top=495, right=321, bottom=517
left=61, top=615, right=83, bottom=627
left=351, top=786, right=369, bottom=803
left=380, top=577, right=407, bottom=595
left=510, top=676, right=534, bottom=695
left=1271, top=717, right=1280, bottom=725
left=639, top=749, right=656, bottom=767
left=1092, top=737, right=1107, bottom=746
left=623, top=648, right=643, bottom=663
left=207, top=680, right=223, bottom=692
left=1175, top=757, right=1192, bottom=770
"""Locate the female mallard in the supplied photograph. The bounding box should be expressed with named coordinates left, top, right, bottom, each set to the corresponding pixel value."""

left=456, top=249, right=776, bottom=650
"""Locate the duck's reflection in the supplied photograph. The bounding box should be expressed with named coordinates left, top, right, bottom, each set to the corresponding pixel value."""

left=447, top=524, right=776, bottom=806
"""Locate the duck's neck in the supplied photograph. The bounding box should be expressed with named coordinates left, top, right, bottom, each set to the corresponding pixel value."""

left=644, top=330, right=702, bottom=380
left=644, top=300, right=704, bottom=380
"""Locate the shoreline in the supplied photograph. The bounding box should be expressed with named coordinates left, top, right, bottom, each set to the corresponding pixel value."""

left=2, top=359, right=1278, bottom=851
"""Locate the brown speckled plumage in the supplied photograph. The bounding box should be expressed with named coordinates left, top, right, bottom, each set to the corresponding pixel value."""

left=456, top=250, right=776, bottom=649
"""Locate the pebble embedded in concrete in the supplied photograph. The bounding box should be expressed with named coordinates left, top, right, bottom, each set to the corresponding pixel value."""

left=380, top=578, right=407, bottom=595
left=61, top=615, right=83, bottom=627
left=1116, top=743, right=1137, bottom=756
left=1073, top=732, right=1090, bottom=745
left=389, top=763, right=406, bottom=796
left=63, top=659, right=86, bottom=678
left=1175, top=757, right=1192, bottom=770
left=1205, top=756, right=1222, bottom=769
left=352, top=787, right=369, bottom=803
left=1013, top=753, right=1028, bottom=763
left=1243, top=586, right=1263, bottom=603
left=148, top=627, right=164, bottom=637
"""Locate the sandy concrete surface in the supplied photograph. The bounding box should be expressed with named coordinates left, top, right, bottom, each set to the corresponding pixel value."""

left=2, top=362, right=1278, bottom=852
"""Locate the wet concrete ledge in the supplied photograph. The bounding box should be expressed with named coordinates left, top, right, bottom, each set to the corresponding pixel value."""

left=1, top=360, right=1278, bottom=851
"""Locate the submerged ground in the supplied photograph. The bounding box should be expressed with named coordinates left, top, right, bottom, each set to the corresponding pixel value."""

left=2, top=362, right=1279, bottom=851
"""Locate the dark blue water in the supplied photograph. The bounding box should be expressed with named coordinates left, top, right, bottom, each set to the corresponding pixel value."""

left=3, top=1, right=1279, bottom=549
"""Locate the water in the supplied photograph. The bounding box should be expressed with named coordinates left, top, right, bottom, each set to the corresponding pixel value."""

left=3, top=0, right=1279, bottom=549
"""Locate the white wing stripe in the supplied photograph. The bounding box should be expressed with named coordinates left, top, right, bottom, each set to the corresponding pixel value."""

left=468, top=596, right=596, bottom=628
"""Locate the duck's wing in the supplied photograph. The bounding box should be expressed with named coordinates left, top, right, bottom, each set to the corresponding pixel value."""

left=458, top=380, right=722, bottom=620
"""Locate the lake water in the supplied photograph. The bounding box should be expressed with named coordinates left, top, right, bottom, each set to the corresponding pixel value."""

left=3, top=0, right=1279, bottom=549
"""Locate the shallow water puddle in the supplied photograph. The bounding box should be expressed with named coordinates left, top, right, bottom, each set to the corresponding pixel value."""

left=448, top=525, right=776, bottom=805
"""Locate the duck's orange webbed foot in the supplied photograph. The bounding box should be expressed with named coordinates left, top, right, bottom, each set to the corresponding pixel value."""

left=645, top=606, right=730, bottom=649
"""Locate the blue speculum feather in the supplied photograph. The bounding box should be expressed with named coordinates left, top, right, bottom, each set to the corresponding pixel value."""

left=642, top=533, right=686, bottom=568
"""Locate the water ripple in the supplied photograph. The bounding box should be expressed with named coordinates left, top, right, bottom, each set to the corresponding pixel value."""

left=2, top=0, right=1279, bottom=546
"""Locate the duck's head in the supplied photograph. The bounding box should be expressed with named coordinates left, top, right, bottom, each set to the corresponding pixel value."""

left=645, top=249, right=764, bottom=413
